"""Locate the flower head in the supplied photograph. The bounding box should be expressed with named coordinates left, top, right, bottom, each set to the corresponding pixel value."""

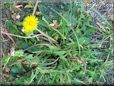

left=23, top=15, right=39, bottom=35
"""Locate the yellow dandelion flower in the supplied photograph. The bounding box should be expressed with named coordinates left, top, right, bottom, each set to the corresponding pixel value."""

left=23, top=15, right=39, bottom=35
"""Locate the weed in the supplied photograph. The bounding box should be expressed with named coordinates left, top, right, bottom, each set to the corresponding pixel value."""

left=1, top=0, right=113, bottom=85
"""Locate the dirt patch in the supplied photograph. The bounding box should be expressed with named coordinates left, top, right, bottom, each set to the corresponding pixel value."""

left=88, top=0, right=113, bottom=21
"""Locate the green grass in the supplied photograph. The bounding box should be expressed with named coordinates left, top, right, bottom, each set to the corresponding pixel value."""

left=1, top=0, right=113, bottom=85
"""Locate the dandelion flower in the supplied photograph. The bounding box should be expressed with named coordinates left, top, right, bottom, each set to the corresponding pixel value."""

left=23, top=15, right=39, bottom=35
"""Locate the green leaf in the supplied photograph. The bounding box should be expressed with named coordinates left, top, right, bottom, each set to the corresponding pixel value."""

left=15, top=21, right=23, bottom=26
left=6, top=20, right=18, bottom=33
left=79, top=37, right=90, bottom=45
left=14, top=50, right=24, bottom=57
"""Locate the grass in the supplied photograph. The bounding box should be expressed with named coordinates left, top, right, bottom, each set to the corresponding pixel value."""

left=1, top=0, right=113, bottom=85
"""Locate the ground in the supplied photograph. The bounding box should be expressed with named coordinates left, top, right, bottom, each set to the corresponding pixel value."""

left=0, top=0, right=114, bottom=85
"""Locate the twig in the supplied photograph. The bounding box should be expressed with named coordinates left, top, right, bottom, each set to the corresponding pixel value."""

left=44, top=57, right=59, bottom=66
left=1, top=31, right=16, bottom=47
left=2, top=31, right=56, bottom=44
left=1, top=31, right=42, bottom=39
left=24, top=43, right=49, bottom=51
left=32, top=0, right=40, bottom=15
left=36, top=29, right=56, bottom=42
